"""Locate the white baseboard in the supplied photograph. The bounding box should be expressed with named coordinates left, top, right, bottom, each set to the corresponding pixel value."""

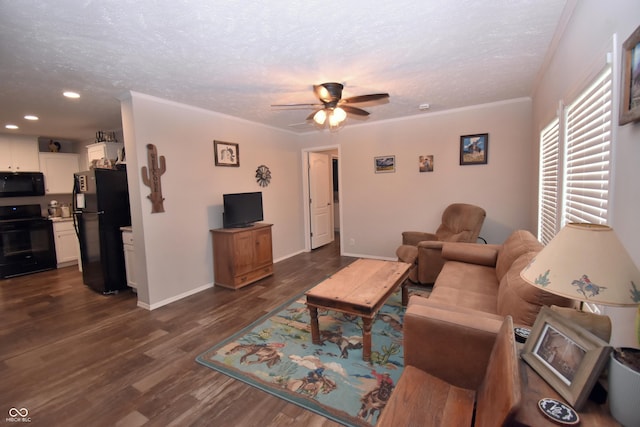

left=274, top=249, right=306, bottom=263
left=136, top=249, right=325, bottom=311
left=138, top=282, right=214, bottom=311
left=340, top=252, right=396, bottom=261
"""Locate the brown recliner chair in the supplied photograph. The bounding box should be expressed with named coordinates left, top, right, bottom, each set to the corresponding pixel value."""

left=396, top=203, right=486, bottom=285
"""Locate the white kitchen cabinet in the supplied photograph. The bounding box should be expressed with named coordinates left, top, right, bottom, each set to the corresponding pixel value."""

left=121, top=228, right=136, bottom=291
left=0, top=135, right=40, bottom=172
left=87, top=142, right=123, bottom=165
left=39, top=153, right=80, bottom=194
left=53, top=220, right=79, bottom=267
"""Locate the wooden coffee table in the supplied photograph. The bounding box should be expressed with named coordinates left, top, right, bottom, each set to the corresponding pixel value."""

left=305, top=258, right=412, bottom=361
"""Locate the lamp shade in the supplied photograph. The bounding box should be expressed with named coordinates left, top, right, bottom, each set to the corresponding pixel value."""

left=520, top=223, right=640, bottom=306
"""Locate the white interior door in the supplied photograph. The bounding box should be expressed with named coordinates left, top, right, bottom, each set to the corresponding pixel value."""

left=309, top=152, right=333, bottom=249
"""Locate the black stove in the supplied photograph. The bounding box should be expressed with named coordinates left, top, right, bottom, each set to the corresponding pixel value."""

left=0, top=204, right=56, bottom=279
left=0, top=204, right=47, bottom=222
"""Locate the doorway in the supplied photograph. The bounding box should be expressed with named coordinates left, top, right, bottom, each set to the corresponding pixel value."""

left=302, top=146, right=341, bottom=252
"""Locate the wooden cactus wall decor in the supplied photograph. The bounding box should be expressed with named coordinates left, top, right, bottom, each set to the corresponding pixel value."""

left=141, top=144, right=166, bottom=213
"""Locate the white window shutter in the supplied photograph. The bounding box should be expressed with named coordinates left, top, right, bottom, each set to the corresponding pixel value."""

left=563, top=66, right=612, bottom=226
left=538, top=118, right=560, bottom=244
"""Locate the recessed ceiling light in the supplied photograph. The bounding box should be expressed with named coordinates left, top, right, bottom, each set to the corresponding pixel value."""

left=24, top=115, right=39, bottom=120
left=5, top=124, right=19, bottom=129
left=63, top=91, right=80, bottom=99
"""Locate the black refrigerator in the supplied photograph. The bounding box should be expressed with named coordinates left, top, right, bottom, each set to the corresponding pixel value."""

left=73, top=168, right=131, bottom=294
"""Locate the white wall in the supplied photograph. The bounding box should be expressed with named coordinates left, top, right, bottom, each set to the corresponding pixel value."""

left=532, top=0, right=640, bottom=347
left=121, top=92, right=304, bottom=309
left=300, top=98, right=535, bottom=259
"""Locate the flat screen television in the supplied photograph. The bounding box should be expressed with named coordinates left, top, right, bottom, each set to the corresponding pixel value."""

left=223, top=191, right=264, bottom=228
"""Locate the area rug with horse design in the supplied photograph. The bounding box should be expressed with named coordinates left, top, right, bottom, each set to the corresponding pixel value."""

left=196, top=289, right=411, bottom=426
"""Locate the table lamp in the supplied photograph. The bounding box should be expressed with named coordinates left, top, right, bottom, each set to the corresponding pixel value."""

left=520, top=223, right=640, bottom=426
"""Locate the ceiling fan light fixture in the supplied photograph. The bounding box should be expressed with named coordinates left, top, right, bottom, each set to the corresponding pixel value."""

left=329, top=118, right=341, bottom=132
left=328, top=109, right=347, bottom=131
left=315, top=82, right=343, bottom=103
left=332, top=107, right=347, bottom=123
left=274, top=82, right=389, bottom=131
left=63, top=91, right=80, bottom=99
left=313, top=109, right=327, bottom=125
left=317, top=86, right=330, bottom=102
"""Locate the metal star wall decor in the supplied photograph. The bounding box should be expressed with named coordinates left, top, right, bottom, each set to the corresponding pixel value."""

left=256, top=165, right=271, bottom=187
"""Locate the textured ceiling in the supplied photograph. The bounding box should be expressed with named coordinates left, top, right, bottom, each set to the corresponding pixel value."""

left=0, top=0, right=570, bottom=141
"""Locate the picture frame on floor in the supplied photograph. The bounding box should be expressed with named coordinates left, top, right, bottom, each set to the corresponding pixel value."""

left=619, top=24, right=640, bottom=125
left=521, top=307, right=611, bottom=410
left=459, top=133, right=488, bottom=165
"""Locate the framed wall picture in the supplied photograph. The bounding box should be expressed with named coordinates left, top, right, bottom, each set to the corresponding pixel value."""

left=460, top=133, right=488, bottom=165
left=214, top=140, right=239, bottom=167
left=521, top=307, right=611, bottom=410
left=374, top=155, right=395, bottom=173
left=619, top=24, right=640, bottom=125
left=419, top=155, right=434, bottom=172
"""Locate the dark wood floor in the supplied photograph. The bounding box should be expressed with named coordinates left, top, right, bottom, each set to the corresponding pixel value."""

left=0, top=237, right=355, bottom=427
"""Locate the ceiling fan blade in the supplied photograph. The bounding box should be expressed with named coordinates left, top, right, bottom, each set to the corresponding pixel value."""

left=271, top=103, right=323, bottom=108
left=341, top=93, right=389, bottom=104
left=341, top=105, right=370, bottom=116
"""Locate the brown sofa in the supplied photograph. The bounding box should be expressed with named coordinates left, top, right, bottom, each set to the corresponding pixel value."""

left=378, top=231, right=602, bottom=425
left=413, top=229, right=574, bottom=327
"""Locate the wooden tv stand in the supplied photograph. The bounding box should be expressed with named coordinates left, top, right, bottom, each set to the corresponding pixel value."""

left=211, top=223, right=273, bottom=290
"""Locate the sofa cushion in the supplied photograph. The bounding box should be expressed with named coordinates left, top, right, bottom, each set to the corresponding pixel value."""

left=429, top=287, right=498, bottom=314
left=497, top=251, right=573, bottom=326
left=495, top=230, right=542, bottom=281
left=408, top=296, right=504, bottom=323
left=434, top=261, right=498, bottom=293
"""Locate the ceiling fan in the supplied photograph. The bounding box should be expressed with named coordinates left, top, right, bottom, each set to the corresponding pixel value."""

left=271, top=82, right=389, bottom=130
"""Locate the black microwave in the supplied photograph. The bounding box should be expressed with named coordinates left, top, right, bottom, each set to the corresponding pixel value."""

left=0, top=172, right=46, bottom=197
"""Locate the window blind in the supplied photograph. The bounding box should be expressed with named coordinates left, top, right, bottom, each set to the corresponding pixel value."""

left=538, top=118, right=560, bottom=245
left=562, top=66, right=612, bottom=226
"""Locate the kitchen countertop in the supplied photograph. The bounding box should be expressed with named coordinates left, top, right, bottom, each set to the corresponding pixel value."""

left=120, top=226, right=132, bottom=232
left=48, top=217, right=73, bottom=222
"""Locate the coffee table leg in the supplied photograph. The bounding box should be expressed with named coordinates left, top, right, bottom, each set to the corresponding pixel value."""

left=362, top=317, right=372, bottom=362
left=308, top=305, right=320, bottom=345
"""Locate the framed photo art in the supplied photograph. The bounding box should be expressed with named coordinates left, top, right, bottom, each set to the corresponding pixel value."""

left=374, top=155, right=395, bottom=173
left=214, top=141, right=239, bottom=167
left=460, top=133, right=488, bottom=165
left=521, top=307, right=611, bottom=410
left=619, top=24, right=640, bottom=125
left=419, top=155, right=434, bottom=172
